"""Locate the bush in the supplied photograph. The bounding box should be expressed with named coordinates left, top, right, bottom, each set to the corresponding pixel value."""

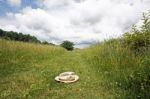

left=42, top=41, right=55, bottom=46
left=60, top=40, right=74, bottom=51
left=123, top=12, right=150, bottom=52
left=42, top=41, right=49, bottom=45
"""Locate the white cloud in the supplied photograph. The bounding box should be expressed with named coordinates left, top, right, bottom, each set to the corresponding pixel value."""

left=0, top=0, right=150, bottom=48
left=7, top=0, right=21, bottom=6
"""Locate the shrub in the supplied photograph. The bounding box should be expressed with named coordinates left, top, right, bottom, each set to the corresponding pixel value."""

left=42, top=41, right=49, bottom=45
left=123, top=12, right=150, bottom=52
left=60, top=40, right=74, bottom=51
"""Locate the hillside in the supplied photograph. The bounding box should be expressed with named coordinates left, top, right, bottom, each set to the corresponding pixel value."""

left=0, top=39, right=114, bottom=99
left=0, top=38, right=150, bottom=99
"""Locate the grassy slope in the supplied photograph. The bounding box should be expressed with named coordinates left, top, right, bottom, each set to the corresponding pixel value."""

left=82, top=41, right=150, bottom=99
left=0, top=39, right=150, bottom=99
left=0, top=39, right=118, bottom=99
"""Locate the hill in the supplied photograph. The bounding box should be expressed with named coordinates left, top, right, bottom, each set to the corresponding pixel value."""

left=1, top=39, right=121, bottom=99
left=0, top=38, right=150, bottom=99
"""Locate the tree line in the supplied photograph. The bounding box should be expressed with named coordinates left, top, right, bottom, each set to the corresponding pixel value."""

left=0, top=29, right=56, bottom=45
left=0, top=29, right=75, bottom=50
left=0, top=29, right=40, bottom=43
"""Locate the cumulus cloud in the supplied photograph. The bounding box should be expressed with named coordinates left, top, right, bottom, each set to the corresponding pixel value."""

left=7, top=0, right=21, bottom=6
left=0, top=0, right=150, bottom=48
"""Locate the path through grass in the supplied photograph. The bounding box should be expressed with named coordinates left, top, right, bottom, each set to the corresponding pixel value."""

left=0, top=40, right=123, bottom=99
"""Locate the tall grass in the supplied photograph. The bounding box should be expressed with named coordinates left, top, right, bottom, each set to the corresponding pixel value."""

left=82, top=39, right=150, bottom=98
left=0, top=39, right=66, bottom=78
left=1, top=39, right=121, bottom=99
left=0, top=39, right=66, bottom=98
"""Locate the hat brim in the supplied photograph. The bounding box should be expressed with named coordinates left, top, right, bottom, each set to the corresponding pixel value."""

left=55, top=75, right=79, bottom=83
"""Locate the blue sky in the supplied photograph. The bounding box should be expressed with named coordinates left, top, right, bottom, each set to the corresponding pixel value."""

left=0, top=0, right=150, bottom=48
left=0, top=0, right=38, bottom=16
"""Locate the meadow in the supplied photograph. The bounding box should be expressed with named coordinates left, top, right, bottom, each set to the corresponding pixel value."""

left=0, top=39, right=119, bottom=99
left=0, top=38, right=150, bottom=99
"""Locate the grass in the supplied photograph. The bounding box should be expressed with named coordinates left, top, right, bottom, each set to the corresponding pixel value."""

left=0, top=39, right=150, bottom=99
left=82, top=40, right=150, bottom=99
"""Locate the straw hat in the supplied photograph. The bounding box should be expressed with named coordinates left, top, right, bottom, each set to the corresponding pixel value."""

left=55, top=72, right=79, bottom=83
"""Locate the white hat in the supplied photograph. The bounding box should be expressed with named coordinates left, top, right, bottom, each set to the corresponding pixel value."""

left=55, top=72, right=79, bottom=83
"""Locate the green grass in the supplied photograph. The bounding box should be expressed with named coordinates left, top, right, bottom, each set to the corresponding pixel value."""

left=82, top=40, right=150, bottom=99
left=0, top=39, right=150, bottom=99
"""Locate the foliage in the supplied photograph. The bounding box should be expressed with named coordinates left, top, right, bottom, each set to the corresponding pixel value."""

left=123, top=12, right=150, bottom=52
left=42, top=41, right=49, bottom=44
left=42, top=41, right=55, bottom=45
left=60, top=40, right=74, bottom=51
left=0, top=29, right=41, bottom=43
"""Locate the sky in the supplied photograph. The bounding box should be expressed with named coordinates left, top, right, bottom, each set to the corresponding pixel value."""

left=0, top=0, right=150, bottom=48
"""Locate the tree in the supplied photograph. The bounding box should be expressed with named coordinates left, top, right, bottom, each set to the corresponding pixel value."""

left=0, top=29, right=4, bottom=37
left=61, top=40, right=74, bottom=51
